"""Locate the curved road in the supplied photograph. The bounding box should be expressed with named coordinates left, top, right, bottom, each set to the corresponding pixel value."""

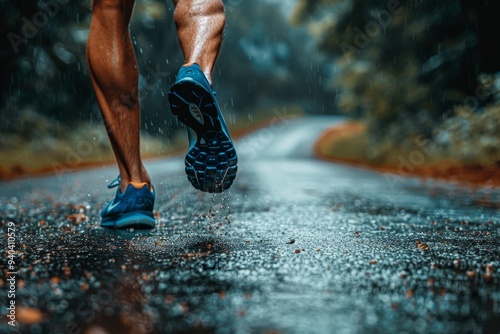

left=0, top=116, right=499, bottom=334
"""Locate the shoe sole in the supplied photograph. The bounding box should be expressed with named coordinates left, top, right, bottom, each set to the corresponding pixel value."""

left=101, top=211, right=156, bottom=229
left=168, top=80, right=238, bottom=193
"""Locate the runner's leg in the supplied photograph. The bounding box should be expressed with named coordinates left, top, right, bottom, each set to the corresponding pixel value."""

left=87, top=0, right=150, bottom=192
left=173, top=0, right=226, bottom=84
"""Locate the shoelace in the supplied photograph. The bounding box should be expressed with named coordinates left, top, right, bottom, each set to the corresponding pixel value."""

left=107, top=176, right=121, bottom=189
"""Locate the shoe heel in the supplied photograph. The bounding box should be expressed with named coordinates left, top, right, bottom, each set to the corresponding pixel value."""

left=168, top=81, right=220, bottom=133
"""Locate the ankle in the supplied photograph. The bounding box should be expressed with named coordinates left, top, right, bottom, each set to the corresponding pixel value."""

left=130, top=181, right=151, bottom=189
left=118, top=172, right=151, bottom=193
left=119, top=180, right=151, bottom=193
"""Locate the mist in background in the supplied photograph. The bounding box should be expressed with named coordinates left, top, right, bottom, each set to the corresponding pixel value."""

left=293, top=0, right=500, bottom=165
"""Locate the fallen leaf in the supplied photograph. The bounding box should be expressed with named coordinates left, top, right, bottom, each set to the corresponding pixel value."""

left=17, top=307, right=43, bottom=324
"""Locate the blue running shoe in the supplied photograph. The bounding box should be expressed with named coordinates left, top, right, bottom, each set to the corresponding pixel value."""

left=168, top=64, right=238, bottom=193
left=100, top=176, right=156, bottom=229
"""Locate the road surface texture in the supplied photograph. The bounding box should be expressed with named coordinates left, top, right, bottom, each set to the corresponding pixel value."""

left=1, top=116, right=499, bottom=334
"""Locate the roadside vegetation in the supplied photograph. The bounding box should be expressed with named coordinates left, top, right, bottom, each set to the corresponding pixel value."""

left=293, top=0, right=500, bottom=183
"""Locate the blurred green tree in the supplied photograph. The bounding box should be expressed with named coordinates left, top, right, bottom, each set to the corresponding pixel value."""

left=292, top=0, right=500, bottom=155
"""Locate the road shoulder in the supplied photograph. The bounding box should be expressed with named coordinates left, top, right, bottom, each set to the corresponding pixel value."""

left=314, top=121, right=500, bottom=188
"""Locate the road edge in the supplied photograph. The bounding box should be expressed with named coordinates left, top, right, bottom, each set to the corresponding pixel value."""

left=313, top=121, right=500, bottom=189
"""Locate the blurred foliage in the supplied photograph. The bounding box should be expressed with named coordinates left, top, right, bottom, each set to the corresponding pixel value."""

left=0, top=0, right=332, bottom=144
left=1, top=0, right=95, bottom=128
left=292, top=0, right=500, bottom=163
left=437, top=103, right=500, bottom=165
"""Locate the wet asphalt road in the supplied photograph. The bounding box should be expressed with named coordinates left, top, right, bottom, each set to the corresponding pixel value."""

left=1, top=116, right=499, bottom=334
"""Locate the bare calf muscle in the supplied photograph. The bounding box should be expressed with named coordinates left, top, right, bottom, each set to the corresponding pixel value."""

left=87, top=0, right=236, bottom=228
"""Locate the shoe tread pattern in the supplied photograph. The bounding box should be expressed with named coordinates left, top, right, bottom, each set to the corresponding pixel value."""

left=169, top=81, right=237, bottom=193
